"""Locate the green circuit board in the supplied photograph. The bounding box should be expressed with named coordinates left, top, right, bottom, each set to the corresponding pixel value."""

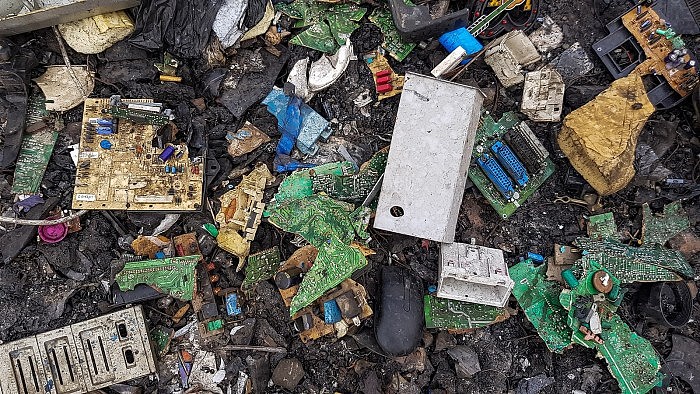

left=642, top=201, right=689, bottom=245
left=424, top=295, right=508, bottom=330
left=266, top=194, right=371, bottom=315
left=469, top=112, right=556, bottom=219
left=311, top=149, right=388, bottom=202
left=369, top=7, right=416, bottom=62
left=510, top=260, right=573, bottom=353
left=573, top=238, right=693, bottom=282
left=115, top=255, right=199, bottom=301
left=559, top=264, right=663, bottom=394
left=11, top=93, right=59, bottom=195
left=243, top=246, right=282, bottom=289
left=272, top=161, right=356, bottom=204
left=588, top=212, right=617, bottom=240
left=595, top=315, right=663, bottom=394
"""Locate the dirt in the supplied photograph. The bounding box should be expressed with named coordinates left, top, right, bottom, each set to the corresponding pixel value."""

left=0, top=0, right=699, bottom=393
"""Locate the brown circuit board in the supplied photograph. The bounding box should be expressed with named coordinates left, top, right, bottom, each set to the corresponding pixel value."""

left=72, top=98, right=205, bottom=211
left=622, top=5, right=699, bottom=97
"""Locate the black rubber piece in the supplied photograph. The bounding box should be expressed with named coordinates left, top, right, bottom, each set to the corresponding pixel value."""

left=636, top=281, right=693, bottom=328
left=375, top=266, right=424, bottom=356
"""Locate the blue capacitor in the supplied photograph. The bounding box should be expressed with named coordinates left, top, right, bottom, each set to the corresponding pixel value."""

left=323, top=300, right=342, bottom=324
left=170, top=166, right=177, bottom=174
left=164, top=165, right=170, bottom=173
left=159, top=145, right=176, bottom=162
left=96, top=126, right=113, bottom=135
left=97, top=119, right=113, bottom=127
left=527, top=252, right=545, bottom=263
left=100, top=140, right=112, bottom=150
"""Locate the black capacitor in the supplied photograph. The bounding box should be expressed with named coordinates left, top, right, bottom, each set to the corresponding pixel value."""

left=275, top=267, right=303, bottom=289
left=293, top=314, right=314, bottom=332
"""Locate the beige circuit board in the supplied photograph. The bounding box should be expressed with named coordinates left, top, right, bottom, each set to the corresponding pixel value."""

left=72, top=98, right=205, bottom=211
left=623, top=5, right=699, bottom=96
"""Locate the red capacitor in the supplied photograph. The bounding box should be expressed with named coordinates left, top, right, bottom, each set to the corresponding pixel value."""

left=377, top=83, right=393, bottom=93
left=376, top=75, right=391, bottom=84
left=376, top=69, right=392, bottom=78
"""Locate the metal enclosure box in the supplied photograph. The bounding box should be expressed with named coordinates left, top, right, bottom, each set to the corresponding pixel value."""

left=437, top=243, right=514, bottom=307
left=0, top=306, right=156, bottom=394
left=0, top=0, right=139, bottom=36
left=374, top=72, right=484, bottom=242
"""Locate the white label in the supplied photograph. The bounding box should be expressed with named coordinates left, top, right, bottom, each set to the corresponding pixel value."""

left=76, top=194, right=96, bottom=202
left=79, top=151, right=99, bottom=159
left=88, top=118, right=99, bottom=124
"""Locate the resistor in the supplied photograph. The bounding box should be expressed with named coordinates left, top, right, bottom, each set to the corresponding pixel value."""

left=649, top=35, right=662, bottom=45
left=164, top=165, right=170, bottom=173
left=170, top=166, right=177, bottom=174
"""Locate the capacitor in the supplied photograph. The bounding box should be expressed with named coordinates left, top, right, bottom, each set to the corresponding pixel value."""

left=685, top=60, right=697, bottom=70
left=96, top=126, right=113, bottom=135
left=636, top=5, right=641, bottom=14
left=170, top=166, right=177, bottom=174
left=275, top=267, right=303, bottom=289
left=100, top=140, right=112, bottom=150
left=640, top=20, right=651, bottom=30
left=664, top=52, right=678, bottom=63
left=97, top=119, right=113, bottom=127
left=158, top=144, right=176, bottom=162
left=164, top=165, right=170, bottom=173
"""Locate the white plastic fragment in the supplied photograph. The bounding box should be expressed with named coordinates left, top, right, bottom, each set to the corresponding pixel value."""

left=213, top=0, right=248, bottom=48
left=431, top=46, right=467, bottom=78
left=484, top=30, right=541, bottom=88
left=287, top=58, right=314, bottom=102
left=528, top=16, right=564, bottom=54
left=437, top=242, right=514, bottom=307
left=521, top=68, right=565, bottom=122
left=374, top=72, right=484, bottom=242
left=308, top=40, right=353, bottom=92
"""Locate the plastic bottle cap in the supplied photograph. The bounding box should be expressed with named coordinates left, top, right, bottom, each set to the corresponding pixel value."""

left=38, top=223, right=68, bottom=243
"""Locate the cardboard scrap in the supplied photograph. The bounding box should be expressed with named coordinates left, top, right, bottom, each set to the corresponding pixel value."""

left=557, top=73, right=655, bottom=195
left=34, top=66, right=95, bottom=112
left=226, top=122, right=271, bottom=157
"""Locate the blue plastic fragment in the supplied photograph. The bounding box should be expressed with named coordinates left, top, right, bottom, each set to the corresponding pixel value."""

left=155, top=251, right=165, bottom=259
left=226, top=292, right=243, bottom=316
left=273, top=154, right=316, bottom=173
left=427, top=285, right=437, bottom=293
left=527, top=252, right=545, bottom=263
left=324, top=299, right=342, bottom=324
left=100, top=140, right=112, bottom=150
left=439, top=28, right=483, bottom=65
left=262, top=88, right=331, bottom=155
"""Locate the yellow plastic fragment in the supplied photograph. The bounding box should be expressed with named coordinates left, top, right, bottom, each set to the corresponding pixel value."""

left=57, top=11, right=134, bottom=54
left=216, top=163, right=275, bottom=270
left=557, top=73, right=655, bottom=195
